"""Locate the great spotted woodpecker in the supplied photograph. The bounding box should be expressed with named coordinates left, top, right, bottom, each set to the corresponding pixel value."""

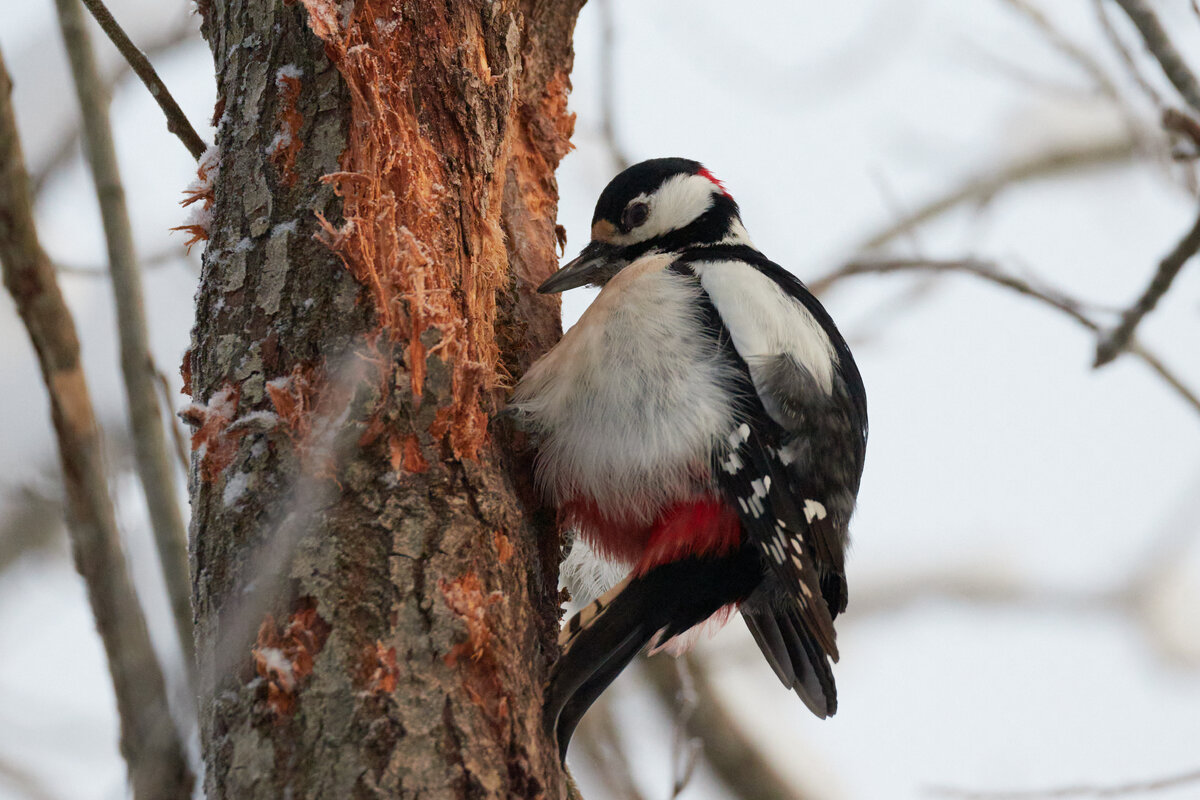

left=511, top=158, right=867, bottom=761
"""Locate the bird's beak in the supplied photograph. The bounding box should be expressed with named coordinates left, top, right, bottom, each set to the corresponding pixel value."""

left=537, top=241, right=622, bottom=294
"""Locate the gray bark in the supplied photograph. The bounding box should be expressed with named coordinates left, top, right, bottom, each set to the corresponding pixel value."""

left=188, top=1, right=583, bottom=797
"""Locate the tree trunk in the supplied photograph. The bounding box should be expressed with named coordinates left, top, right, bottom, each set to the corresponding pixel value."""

left=188, top=1, right=583, bottom=797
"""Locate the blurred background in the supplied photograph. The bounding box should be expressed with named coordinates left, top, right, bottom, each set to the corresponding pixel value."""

left=2, top=1, right=1199, bottom=798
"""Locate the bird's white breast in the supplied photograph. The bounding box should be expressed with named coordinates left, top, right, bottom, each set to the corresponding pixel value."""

left=513, top=252, right=740, bottom=524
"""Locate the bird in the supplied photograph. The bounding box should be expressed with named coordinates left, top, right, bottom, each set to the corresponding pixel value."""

left=509, top=157, right=868, bottom=762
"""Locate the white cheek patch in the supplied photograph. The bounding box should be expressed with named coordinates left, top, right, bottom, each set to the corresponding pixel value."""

left=692, top=260, right=838, bottom=394
left=607, top=174, right=718, bottom=246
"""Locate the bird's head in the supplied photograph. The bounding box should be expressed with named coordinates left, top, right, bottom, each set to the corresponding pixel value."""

left=538, top=158, right=749, bottom=293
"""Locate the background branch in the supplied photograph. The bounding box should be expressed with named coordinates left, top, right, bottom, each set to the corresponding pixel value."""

left=75, top=0, right=205, bottom=159
left=999, top=0, right=1122, bottom=103
left=811, top=257, right=1200, bottom=416
left=0, top=46, right=193, bottom=800
left=856, top=135, right=1139, bottom=252
left=1094, top=204, right=1200, bottom=365
left=1111, top=0, right=1200, bottom=116
left=30, top=17, right=198, bottom=198
left=929, top=764, right=1200, bottom=798
left=54, top=0, right=196, bottom=676
left=643, top=653, right=816, bottom=800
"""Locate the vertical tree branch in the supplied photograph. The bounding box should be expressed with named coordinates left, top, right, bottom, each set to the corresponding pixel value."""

left=53, top=0, right=196, bottom=675
left=0, top=48, right=193, bottom=800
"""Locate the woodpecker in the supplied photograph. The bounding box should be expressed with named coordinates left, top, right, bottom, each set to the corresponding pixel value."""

left=511, top=158, right=867, bottom=761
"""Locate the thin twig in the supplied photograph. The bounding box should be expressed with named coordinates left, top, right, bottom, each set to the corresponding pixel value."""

left=0, top=752, right=63, bottom=800
left=571, top=695, right=649, bottom=800
left=75, top=0, right=205, bottom=159
left=810, top=257, right=1200, bottom=417
left=667, top=659, right=701, bottom=799
left=928, top=765, right=1200, bottom=798
left=55, top=0, right=196, bottom=678
left=858, top=135, right=1139, bottom=252
left=1095, top=203, right=1200, bottom=365
left=54, top=246, right=188, bottom=275
left=1000, top=0, right=1122, bottom=102
left=0, top=47, right=194, bottom=800
left=598, top=0, right=631, bottom=171
left=1094, top=0, right=1166, bottom=110
left=30, top=18, right=198, bottom=198
left=154, top=365, right=190, bottom=474
left=643, top=653, right=814, bottom=800
left=1111, top=0, right=1200, bottom=116
left=1163, top=108, right=1200, bottom=155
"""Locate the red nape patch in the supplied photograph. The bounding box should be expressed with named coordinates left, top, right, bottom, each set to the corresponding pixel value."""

left=697, top=167, right=732, bottom=198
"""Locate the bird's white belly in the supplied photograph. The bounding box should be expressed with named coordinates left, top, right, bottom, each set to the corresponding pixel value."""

left=513, top=253, right=740, bottom=524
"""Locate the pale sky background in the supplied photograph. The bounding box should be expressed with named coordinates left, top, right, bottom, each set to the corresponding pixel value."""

left=1, top=1, right=1198, bottom=799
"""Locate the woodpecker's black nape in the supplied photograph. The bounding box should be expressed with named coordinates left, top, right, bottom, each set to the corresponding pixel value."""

left=545, top=549, right=763, bottom=763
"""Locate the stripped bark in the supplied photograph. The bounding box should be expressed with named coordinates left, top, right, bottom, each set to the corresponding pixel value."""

left=189, top=1, right=583, bottom=797
left=0, top=48, right=193, bottom=800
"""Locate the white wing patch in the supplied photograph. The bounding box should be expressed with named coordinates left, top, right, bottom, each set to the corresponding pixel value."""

left=803, top=499, right=827, bottom=524
left=692, top=260, right=838, bottom=394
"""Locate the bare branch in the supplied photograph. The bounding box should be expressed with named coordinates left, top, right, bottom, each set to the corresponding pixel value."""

left=30, top=18, right=198, bottom=198
left=999, top=0, right=1122, bottom=102
left=54, top=0, right=196, bottom=677
left=54, top=245, right=189, bottom=276
left=1094, top=0, right=1166, bottom=110
left=0, top=752, right=63, bottom=800
left=598, top=0, right=631, bottom=171
left=643, top=653, right=814, bottom=800
left=0, top=47, right=194, bottom=800
left=843, top=464, right=1200, bottom=668
left=75, top=0, right=205, bottom=159
left=0, top=485, right=63, bottom=576
left=810, top=257, right=1200, bottom=416
left=1162, top=108, right=1200, bottom=157
left=572, top=695, right=649, bottom=800
left=153, top=364, right=190, bottom=474
left=1110, top=0, right=1200, bottom=117
left=928, top=765, right=1200, bottom=798
left=857, top=135, right=1139, bottom=252
left=1095, top=204, right=1200, bottom=365
left=667, top=658, right=701, bottom=799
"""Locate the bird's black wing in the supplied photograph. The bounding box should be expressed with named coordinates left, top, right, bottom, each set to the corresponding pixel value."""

left=674, top=247, right=868, bottom=715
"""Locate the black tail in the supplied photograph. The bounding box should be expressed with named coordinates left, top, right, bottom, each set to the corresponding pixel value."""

left=742, top=604, right=837, bottom=718
left=545, top=548, right=762, bottom=762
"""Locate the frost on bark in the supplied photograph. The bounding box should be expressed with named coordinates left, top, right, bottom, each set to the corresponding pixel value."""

left=187, top=1, right=583, bottom=797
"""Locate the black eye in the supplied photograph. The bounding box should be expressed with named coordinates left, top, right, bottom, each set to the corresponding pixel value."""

left=621, top=201, right=650, bottom=231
